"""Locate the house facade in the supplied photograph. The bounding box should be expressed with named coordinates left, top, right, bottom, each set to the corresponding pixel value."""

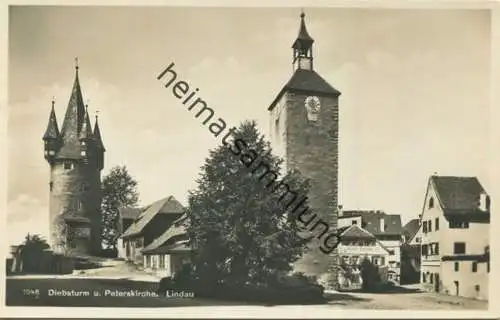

left=339, top=209, right=403, bottom=284
left=119, top=196, right=184, bottom=265
left=116, top=207, right=143, bottom=259
left=420, top=175, right=490, bottom=300
left=336, top=224, right=391, bottom=291
left=142, top=214, right=191, bottom=277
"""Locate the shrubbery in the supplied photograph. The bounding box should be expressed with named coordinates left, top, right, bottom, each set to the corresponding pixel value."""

left=156, top=264, right=325, bottom=304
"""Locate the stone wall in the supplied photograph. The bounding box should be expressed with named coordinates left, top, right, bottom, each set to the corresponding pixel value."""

left=49, top=159, right=102, bottom=255
left=284, top=91, right=339, bottom=287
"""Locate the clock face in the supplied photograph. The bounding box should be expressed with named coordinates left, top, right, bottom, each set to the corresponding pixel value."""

left=304, top=96, right=321, bottom=121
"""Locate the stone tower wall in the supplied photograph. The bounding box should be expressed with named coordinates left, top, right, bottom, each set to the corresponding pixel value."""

left=49, top=159, right=102, bottom=255
left=284, top=91, right=339, bottom=287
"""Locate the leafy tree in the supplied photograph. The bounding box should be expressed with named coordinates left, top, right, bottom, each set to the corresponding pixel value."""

left=360, top=257, right=381, bottom=290
left=20, top=234, right=50, bottom=273
left=187, top=120, right=309, bottom=288
left=101, top=165, right=139, bottom=249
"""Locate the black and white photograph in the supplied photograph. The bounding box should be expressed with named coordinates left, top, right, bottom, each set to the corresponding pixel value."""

left=2, top=2, right=499, bottom=318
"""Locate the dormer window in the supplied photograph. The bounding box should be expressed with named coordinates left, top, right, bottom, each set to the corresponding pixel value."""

left=48, top=150, right=55, bottom=156
left=81, top=150, right=87, bottom=156
left=81, top=141, right=86, bottom=146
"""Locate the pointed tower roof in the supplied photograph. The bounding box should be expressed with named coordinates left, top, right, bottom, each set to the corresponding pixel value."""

left=57, top=59, right=88, bottom=159
left=42, top=99, right=60, bottom=140
left=93, top=114, right=105, bottom=151
left=60, top=59, right=86, bottom=137
left=79, top=105, right=94, bottom=140
left=292, top=11, right=314, bottom=50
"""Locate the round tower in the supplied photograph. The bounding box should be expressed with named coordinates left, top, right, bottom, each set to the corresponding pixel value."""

left=42, top=61, right=105, bottom=256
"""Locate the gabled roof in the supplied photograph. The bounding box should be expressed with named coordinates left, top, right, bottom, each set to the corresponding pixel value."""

left=341, top=210, right=402, bottom=236
left=120, top=196, right=185, bottom=238
left=402, top=219, right=420, bottom=244
left=143, top=241, right=191, bottom=255
left=338, top=224, right=376, bottom=240
left=430, top=176, right=489, bottom=215
left=119, top=207, right=143, bottom=220
left=142, top=213, right=189, bottom=253
left=268, top=69, right=341, bottom=111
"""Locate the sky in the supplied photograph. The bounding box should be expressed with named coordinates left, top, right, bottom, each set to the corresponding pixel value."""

left=7, top=6, right=491, bottom=246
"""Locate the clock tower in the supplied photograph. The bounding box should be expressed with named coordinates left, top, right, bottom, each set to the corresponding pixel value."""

left=268, top=12, right=341, bottom=288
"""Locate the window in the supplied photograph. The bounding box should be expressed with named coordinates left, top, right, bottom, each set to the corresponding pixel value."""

left=430, top=273, right=433, bottom=284
left=475, top=285, right=480, bottom=292
left=487, top=262, right=490, bottom=273
left=422, top=273, right=427, bottom=283
left=454, top=262, right=459, bottom=271
left=423, top=221, right=427, bottom=233
left=429, top=197, right=434, bottom=209
left=435, top=217, right=439, bottom=231
left=352, top=220, right=357, bottom=225
left=454, top=242, right=466, bottom=254
left=63, top=161, right=73, bottom=170
left=428, top=220, right=432, bottom=232
left=380, top=257, right=385, bottom=265
left=49, top=181, right=53, bottom=192
left=472, top=262, right=478, bottom=273
left=159, top=255, right=165, bottom=269
left=422, top=244, right=428, bottom=256
left=435, top=243, right=439, bottom=255
left=449, top=221, right=469, bottom=229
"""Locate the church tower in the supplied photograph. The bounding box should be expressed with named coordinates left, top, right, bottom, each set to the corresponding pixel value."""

left=268, top=12, right=340, bottom=286
left=42, top=61, right=105, bottom=256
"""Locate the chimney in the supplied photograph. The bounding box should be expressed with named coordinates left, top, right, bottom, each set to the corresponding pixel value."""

left=380, top=218, right=385, bottom=232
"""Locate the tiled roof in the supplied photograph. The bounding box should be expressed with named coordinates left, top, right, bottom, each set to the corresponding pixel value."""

left=268, top=69, right=341, bottom=111
left=119, top=207, right=143, bottom=220
left=57, top=68, right=86, bottom=160
left=142, top=213, right=189, bottom=253
left=120, top=196, right=185, bottom=238
left=93, top=116, right=105, bottom=151
left=143, top=241, right=191, bottom=255
left=431, top=176, right=489, bottom=215
left=402, top=219, right=420, bottom=243
left=43, top=103, right=60, bottom=140
left=339, top=225, right=376, bottom=240
left=341, top=210, right=402, bottom=236
left=79, top=109, right=94, bottom=140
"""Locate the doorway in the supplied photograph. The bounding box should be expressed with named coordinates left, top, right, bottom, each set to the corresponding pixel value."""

left=453, top=280, right=459, bottom=296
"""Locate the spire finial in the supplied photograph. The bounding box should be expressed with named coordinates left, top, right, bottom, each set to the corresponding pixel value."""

left=75, top=57, right=79, bottom=72
left=85, top=99, right=90, bottom=111
left=95, top=109, right=100, bottom=120
left=300, top=8, right=305, bottom=19
left=51, top=96, right=55, bottom=109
